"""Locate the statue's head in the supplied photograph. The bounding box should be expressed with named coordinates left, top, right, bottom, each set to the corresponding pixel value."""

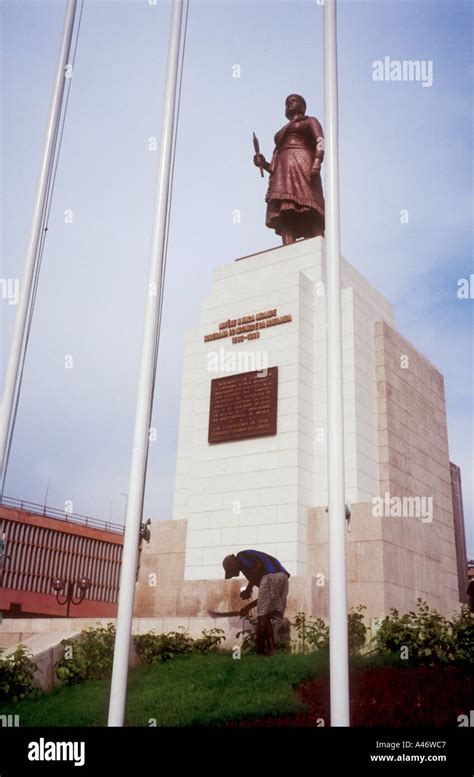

left=285, top=94, right=306, bottom=119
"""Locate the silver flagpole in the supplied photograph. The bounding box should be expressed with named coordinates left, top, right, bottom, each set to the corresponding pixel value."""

left=0, top=0, right=78, bottom=483
left=323, top=0, right=350, bottom=725
left=107, top=0, right=184, bottom=727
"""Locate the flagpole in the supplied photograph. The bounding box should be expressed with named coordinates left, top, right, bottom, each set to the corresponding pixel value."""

left=323, top=0, right=350, bottom=726
left=0, top=0, right=78, bottom=486
left=107, top=0, right=184, bottom=727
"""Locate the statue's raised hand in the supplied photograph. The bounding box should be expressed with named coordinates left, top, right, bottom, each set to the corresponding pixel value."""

left=253, top=153, right=266, bottom=168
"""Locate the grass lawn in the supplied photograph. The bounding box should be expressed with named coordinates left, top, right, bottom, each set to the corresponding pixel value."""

left=4, top=652, right=471, bottom=727
left=3, top=651, right=328, bottom=727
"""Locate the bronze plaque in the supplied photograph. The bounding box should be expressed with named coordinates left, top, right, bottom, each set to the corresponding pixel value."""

left=208, top=367, right=278, bottom=443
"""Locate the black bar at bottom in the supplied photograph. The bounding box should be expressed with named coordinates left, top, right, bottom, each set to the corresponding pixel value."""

left=0, top=726, right=472, bottom=775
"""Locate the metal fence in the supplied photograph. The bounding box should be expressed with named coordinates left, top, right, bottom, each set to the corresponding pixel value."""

left=0, top=495, right=124, bottom=534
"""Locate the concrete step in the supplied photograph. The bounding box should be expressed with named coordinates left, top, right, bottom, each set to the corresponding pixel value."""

left=2, top=630, right=81, bottom=658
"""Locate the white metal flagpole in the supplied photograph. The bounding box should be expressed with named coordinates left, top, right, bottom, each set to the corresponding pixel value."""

left=0, top=0, right=78, bottom=484
left=107, top=0, right=184, bottom=727
left=323, top=0, right=350, bottom=726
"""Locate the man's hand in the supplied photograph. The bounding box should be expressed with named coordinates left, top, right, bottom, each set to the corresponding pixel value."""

left=240, top=588, right=252, bottom=600
left=253, top=153, right=266, bottom=168
left=311, top=163, right=321, bottom=176
left=239, top=604, right=252, bottom=617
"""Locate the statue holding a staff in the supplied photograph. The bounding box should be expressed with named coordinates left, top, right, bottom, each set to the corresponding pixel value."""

left=253, top=94, right=325, bottom=245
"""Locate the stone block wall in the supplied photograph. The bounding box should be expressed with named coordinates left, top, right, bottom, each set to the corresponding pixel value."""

left=374, top=320, right=459, bottom=615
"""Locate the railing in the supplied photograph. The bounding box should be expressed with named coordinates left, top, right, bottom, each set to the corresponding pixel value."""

left=0, top=495, right=125, bottom=535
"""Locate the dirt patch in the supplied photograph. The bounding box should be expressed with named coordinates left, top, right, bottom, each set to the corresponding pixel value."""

left=228, top=665, right=474, bottom=727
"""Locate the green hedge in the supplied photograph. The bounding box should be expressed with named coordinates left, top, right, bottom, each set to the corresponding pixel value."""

left=55, top=624, right=226, bottom=685
left=0, top=645, right=39, bottom=703
left=373, top=599, right=473, bottom=664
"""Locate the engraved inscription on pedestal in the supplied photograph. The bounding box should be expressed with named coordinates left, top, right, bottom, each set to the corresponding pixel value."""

left=208, top=367, right=278, bottom=443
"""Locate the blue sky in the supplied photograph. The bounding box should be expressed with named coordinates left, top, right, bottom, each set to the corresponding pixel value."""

left=1, top=0, right=472, bottom=556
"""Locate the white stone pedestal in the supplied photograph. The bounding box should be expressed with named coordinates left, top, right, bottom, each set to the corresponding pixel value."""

left=173, top=237, right=394, bottom=580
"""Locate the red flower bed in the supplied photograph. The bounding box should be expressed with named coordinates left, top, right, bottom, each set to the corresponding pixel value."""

left=229, top=666, right=474, bottom=727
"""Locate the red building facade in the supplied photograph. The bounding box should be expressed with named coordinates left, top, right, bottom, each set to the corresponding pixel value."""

left=0, top=500, right=124, bottom=618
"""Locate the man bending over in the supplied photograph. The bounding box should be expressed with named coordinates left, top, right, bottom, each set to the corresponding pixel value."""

left=222, top=549, right=290, bottom=656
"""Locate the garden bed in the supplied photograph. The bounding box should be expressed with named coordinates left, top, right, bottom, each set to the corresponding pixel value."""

left=228, top=664, right=474, bottom=727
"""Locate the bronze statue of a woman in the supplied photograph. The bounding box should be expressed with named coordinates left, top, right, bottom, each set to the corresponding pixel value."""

left=253, top=94, right=325, bottom=245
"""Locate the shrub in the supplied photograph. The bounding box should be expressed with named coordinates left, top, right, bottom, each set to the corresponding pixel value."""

left=373, top=598, right=474, bottom=664
left=291, top=607, right=367, bottom=655
left=133, top=627, right=225, bottom=664
left=56, top=622, right=116, bottom=685
left=348, top=605, right=368, bottom=654
left=451, top=605, right=474, bottom=662
left=292, top=612, right=329, bottom=653
left=134, top=629, right=193, bottom=664
left=236, top=616, right=257, bottom=655
left=0, top=645, right=39, bottom=703
left=192, top=629, right=226, bottom=654
left=236, top=616, right=291, bottom=655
